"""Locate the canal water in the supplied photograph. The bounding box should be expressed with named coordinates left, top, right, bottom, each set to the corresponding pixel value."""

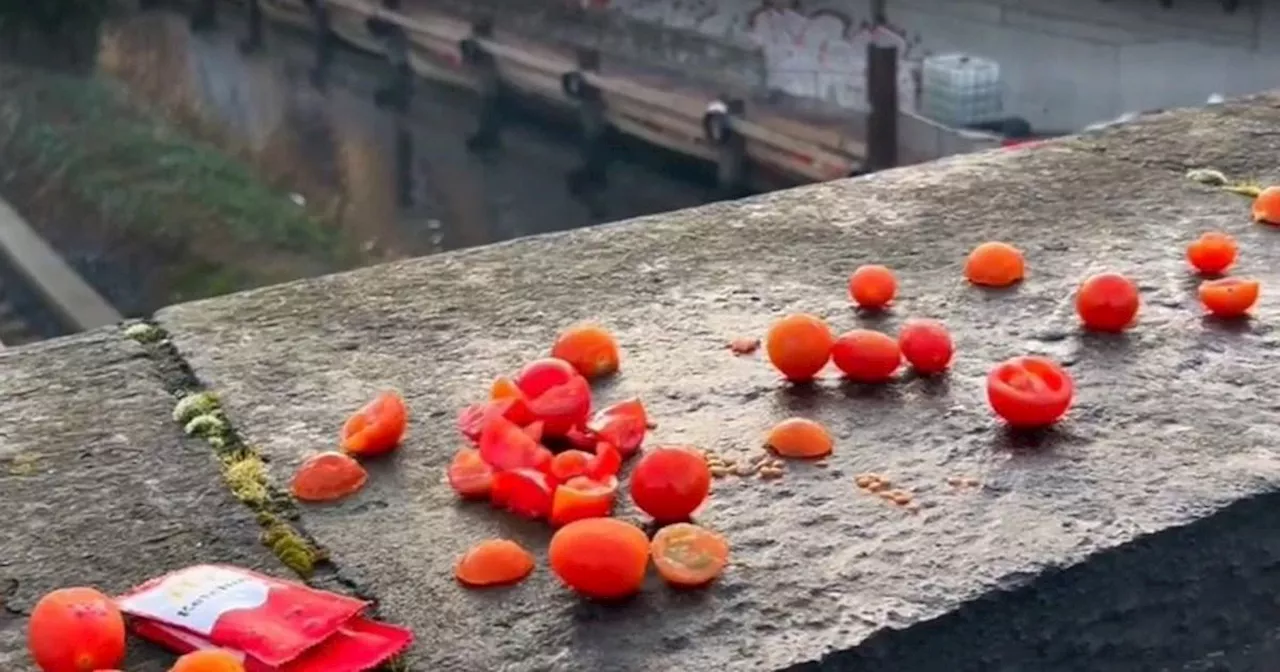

left=99, top=8, right=720, bottom=258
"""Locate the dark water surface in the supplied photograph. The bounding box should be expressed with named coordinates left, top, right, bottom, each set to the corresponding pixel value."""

left=97, top=9, right=720, bottom=261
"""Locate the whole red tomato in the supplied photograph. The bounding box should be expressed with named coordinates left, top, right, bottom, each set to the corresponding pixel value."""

left=897, top=318, right=953, bottom=375
left=629, top=446, right=710, bottom=524
left=1075, top=272, right=1139, bottom=332
left=986, top=356, right=1074, bottom=428
left=27, top=587, right=126, bottom=672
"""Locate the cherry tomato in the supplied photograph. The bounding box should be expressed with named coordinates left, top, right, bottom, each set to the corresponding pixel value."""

left=548, top=518, right=649, bottom=600
left=629, top=446, right=711, bottom=524
left=550, top=475, right=619, bottom=527
left=650, top=523, right=730, bottom=588
left=551, top=323, right=621, bottom=379
left=170, top=649, right=245, bottom=672
left=516, top=359, right=592, bottom=437
left=341, top=391, right=407, bottom=458
left=27, top=587, right=126, bottom=672
left=848, top=264, right=897, bottom=310
left=1185, top=232, right=1237, bottom=275
left=291, top=452, right=368, bottom=502
left=549, top=450, right=594, bottom=482
left=1199, top=277, right=1260, bottom=318
left=897, top=318, right=953, bottom=375
left=447, top=448, right=495, bottom=499
left=831, top=329, right=900, bottom=383
left=986, top=356, right=1074, bottom=428
left=587, top=398, right=648, bottom=457
left=1075, top=272, right=1140, bottom=332
left=765, top=418, right=832, bottom=458
left=765, top=314, right=835, bottom=382
left=479, top=414, right=549, bottom=472
left=491, top=468, right=556, bottom=519
left=455, top=539, right=535, bottom=588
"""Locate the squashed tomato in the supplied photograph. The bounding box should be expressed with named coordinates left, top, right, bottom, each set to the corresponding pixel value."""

left=516, top=359, right=592, bottom=437
left=986, top=356, right=1074, bottom=428
left=629, top=446, right=711, bottom=524
left=650, top=523, right=730, bottom=588
left=491, top=468, right=556, bottom=519
left=447, top=448, right=495, bottom=499
left=479, top=414, right=550, bottom=472
left=341, top=391, right=407, bottom=458
left=27, top=587, right=126, bottom=672
left=587, top=399, right=648, bottom=457
left=291, top=452, right=369, bottom=502
left=550, top=475, right=619, bottom=527
left=454, top=539, right=535, bottom=588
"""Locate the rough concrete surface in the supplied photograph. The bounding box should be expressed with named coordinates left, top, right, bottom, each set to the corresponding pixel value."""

left=0, top=331, right=286, bottom=671
left=148, top=92, right=1280, bottom=672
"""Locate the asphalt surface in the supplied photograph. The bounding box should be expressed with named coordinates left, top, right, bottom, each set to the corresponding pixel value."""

left=5, top=93, right=1280, bottom=671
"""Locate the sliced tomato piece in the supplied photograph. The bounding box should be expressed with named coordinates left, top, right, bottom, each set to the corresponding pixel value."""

left=588, top=441, right=622, bottom=480
left=341, top=391, right=408, bottom=458
left=446, top=448, right=495, bottom=499
left=525, top=375, right=592, bottom=438
left=564, top=425, right=598, bottom=449
left=550, top=450, right=594, bottom=482
left=291, top=452, right=368, bottom=502
left=458, top=399, right=518, bottom=443
left=492, top=468, right=556, bottom=519
left=986, top=356, right=1074, bottom=428
left=479, top=413, right=548, bottom=471
left=550, top=475, right=618, bottom=527
left=588, top=398, right=648, bottom=457
left=650, top=523, right=729, bottom=587
left=491, top=376, right=535, bottom=426
left=515, top=358, right=579, bottom=399
left=523, top=420, right=545, bottom=444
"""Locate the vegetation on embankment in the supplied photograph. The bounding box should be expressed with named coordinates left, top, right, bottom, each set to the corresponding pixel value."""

left=0, top=62, right=359, bottom=313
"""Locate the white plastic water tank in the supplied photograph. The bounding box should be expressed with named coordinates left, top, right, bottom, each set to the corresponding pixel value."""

left=919, top=53, right=1003, bottom=128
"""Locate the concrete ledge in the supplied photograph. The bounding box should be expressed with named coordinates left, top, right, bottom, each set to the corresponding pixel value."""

left=152, top=92, right=1280, bottom=670
left=0, top=331, right=287, bottom=671
left=3, top=93, right=1278, bottom=670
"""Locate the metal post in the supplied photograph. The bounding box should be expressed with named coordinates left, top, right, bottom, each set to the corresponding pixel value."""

left=305, top=0, right=334, bottom=89
left=240, top=0, right=265, bottom=54
left=565, top=48, right=609, bottom=194
left=373, top=0, right=412, bottom=109
left=864, top=1, right=899, bottom=173
left=463, top=18, right=503, bottom=152
left=703, top=97, right=748, bottom=197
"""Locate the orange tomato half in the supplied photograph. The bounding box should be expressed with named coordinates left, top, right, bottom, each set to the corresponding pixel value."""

left=650, top=523, right=730, bottom=588
left=1199, top=277, right=1260, bottom=318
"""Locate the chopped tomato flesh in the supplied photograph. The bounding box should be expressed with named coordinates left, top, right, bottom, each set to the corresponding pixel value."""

left=479, top=414, right=549, bottom=472
left=522, top=420, right=545, bottom=444
left=588, top=441, right=622, bottom=480
left=455, top=539, right=535, bottom=587
left=650, top=523, right=730, bottom=587
left=447, top=448, right=495, bottom=499
left=525, top=376, right=592, bottom=438
left=341, top=391, right=408, bottom=458
left=550, top=450, right=594, bottom=482
left=588, top=399, right=648, bottom=457
left=491, top=469, right=556, bottom=519
left=550, top=476, right=618, bottom=527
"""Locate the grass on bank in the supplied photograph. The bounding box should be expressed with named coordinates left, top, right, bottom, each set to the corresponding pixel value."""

left=0, top=62, right=349, bottom=272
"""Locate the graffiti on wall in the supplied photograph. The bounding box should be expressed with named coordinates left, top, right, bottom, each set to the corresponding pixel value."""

left=604, top=0, right=930, bottom=111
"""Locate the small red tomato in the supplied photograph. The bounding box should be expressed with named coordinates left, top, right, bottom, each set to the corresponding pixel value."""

left=517, top=359, right=592, bottom=437
left=986, top=356, right=1074, bottom=428
left=447, top=447, right=495, bottom=499
left=478, top=413, right=549, bottom=472
left=831, top=329, right=901, bottom=383
left=848, top=264, right=897, bottom=310
left=629, top=446, right=711, bottom=524
left=341, top=391, right=408, bottom=457
left=1075, top=272, right=1140, bottom=332
left=587, top=398, right=648, bottom=457
left=491, top=468, right=556, bottom=519
left=1186, top=232, right=1237, bottom=275
left=549, top=449, right=595, bottom=482
left=550, top=475, right=619, bottom=527
left=897, top=318, right=953, bottom=375
left=27, top=587, right=126, bottom=672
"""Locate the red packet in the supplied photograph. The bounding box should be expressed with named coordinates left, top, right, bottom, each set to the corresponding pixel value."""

left=116, top=565, right=412, bottom=671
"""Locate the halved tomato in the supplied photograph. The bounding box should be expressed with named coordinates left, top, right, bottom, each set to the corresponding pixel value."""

left=986, top=355, right=1074, bottom=428
left=550, top=450, right=594, bottom=482
left=479, top=413, right=549, bottom=472
left=446, top=448, right=494, bottom=499
left=550, top=475, right=619, bottom=527
left=491, top=376, right=535, bottom=426
left=650, top=523, right=729, bottom=587
left=341, top=391, right=408, bottom=457
left=492, top=468, right=556, bottom=519
left=587, top=399, right=648, bottom=457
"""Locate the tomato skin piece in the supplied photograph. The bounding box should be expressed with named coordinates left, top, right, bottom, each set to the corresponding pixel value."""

left=27, top=587, right=126, bottom=672
left=291, top=452, right=369, bottom=502
left=986, top=356, right=1074, bottom=428
left=587, top=399, right=648, bottom=457
left=550, top=475, right=619, bottom=527
left=550, top=450, right=594, bottom=482
left=447, top=448, right=495, bottom=499
left=491, top=377, right=536, bottom=426
left=341, top=391, right=408, bottom=458
left=548, top=518, right=650, bottom=600
left=831, top=330, right=901, bottom=383
left=491, top=469, right=556, bottom=519
left=629, top=446, right=712, bottom=524
left=650, top=523, right=730, bottom=588
left=897, top=318, right=954, bottom=375
left=479, top=413, right=549, bottom=472
left=1075, top=272, right=1140, bottom=332
left=1199, top=277, right=1260, bottom=318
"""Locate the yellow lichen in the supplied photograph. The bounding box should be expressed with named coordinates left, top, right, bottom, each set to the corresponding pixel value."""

left=123, top=322, right=163, bottom=344
left=222, top=452, right=269, bottom=507
left=1186, top=167, right=1227, bottom=186
left=260, top=514, right=322, bottom=578
left=5, top=452, right=39, bottom=476
left=183, top=413, right=227, bottom=438
left=173, top=392, right=220, bottom=424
